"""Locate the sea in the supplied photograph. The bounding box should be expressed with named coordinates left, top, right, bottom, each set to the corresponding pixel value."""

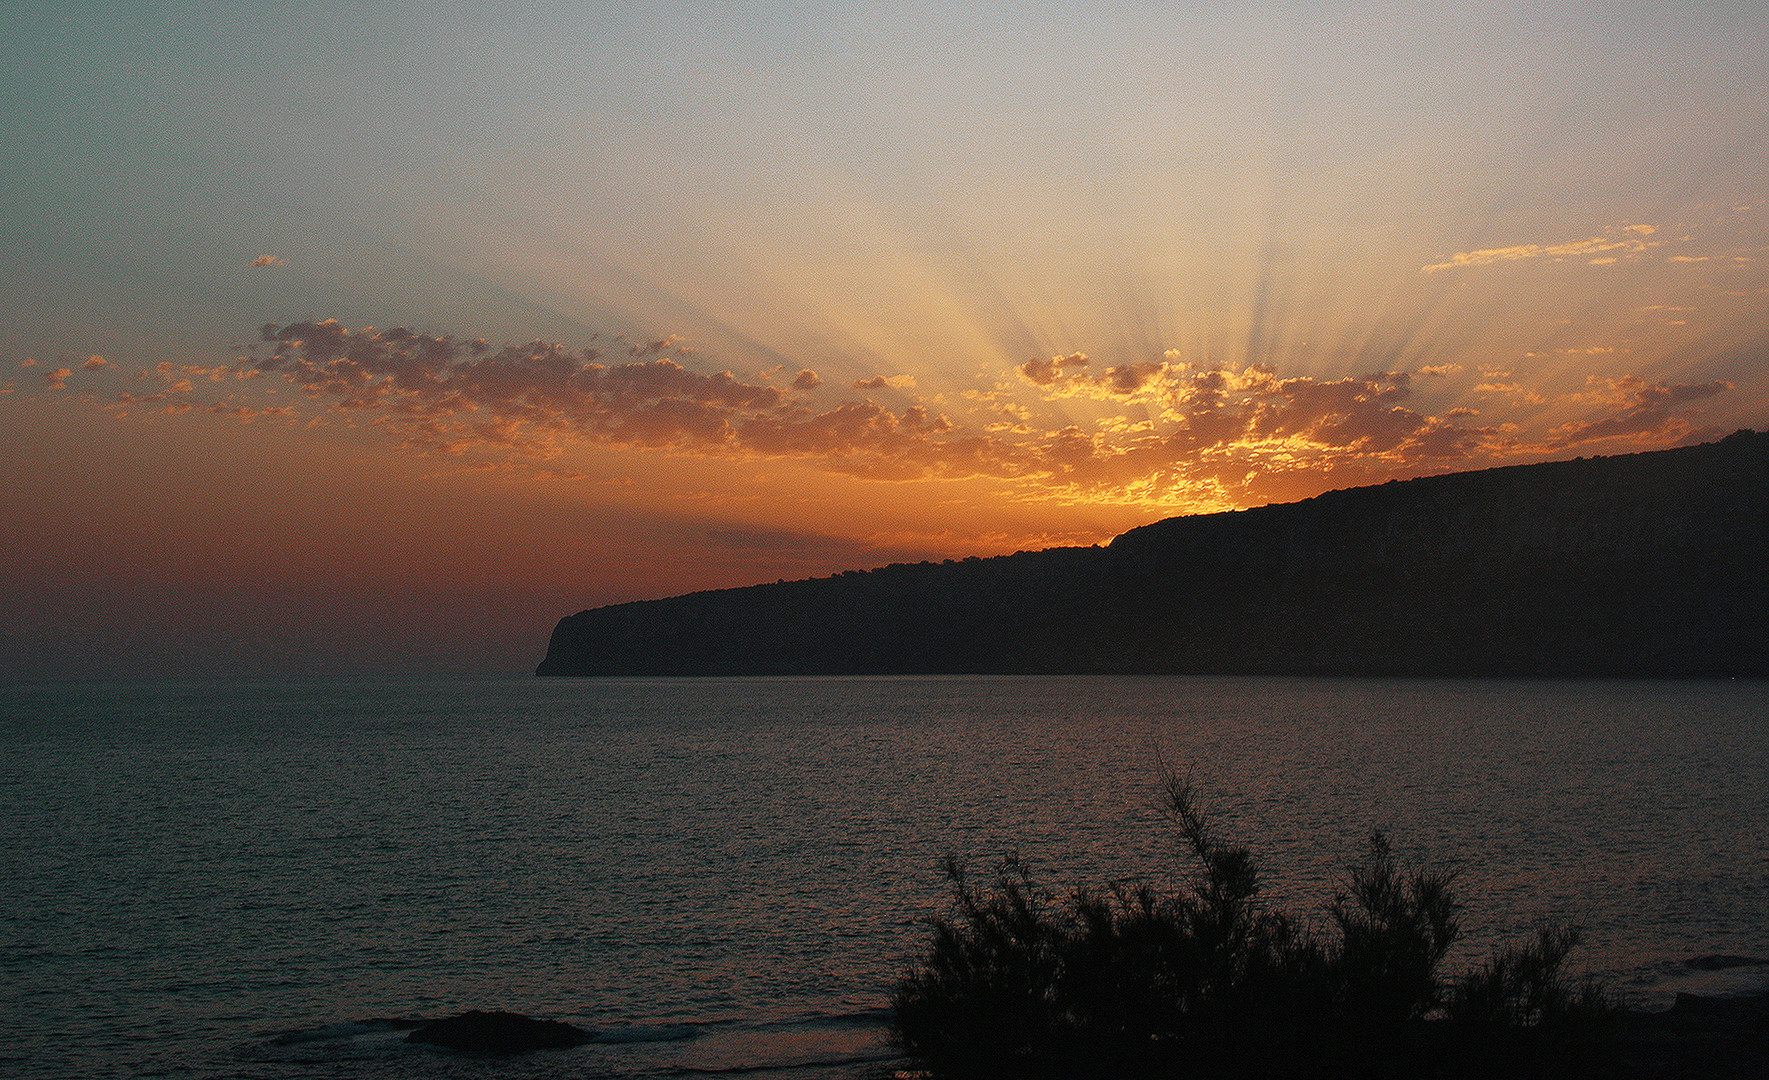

left=2, top=675, right=1767, bottom=1080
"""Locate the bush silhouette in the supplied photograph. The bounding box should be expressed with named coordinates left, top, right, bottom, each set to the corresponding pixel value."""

left=1331, top=831, right=1460, bottom=1027
left=892, top=776, right=1610, bottom=1079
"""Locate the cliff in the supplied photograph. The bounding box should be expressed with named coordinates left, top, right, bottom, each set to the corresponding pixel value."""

left=537, top=430, right=1768, bottom=677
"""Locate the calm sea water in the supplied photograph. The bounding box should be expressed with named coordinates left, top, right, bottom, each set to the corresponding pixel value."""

left=2, top=675, right=1767, bottom=1080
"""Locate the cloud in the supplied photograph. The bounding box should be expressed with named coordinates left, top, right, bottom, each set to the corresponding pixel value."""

left=733, top=399, right=978, bottom=480
left=1020, top=352, right=1091, bottom=385
left=1098, top=361, right=1169, bottom=394
left=254, top=320, right=781, bottom=448
left=106, top=384, right=299, bottom=426
left=852, top=373, right=917, bottom=390
left=44, top=367, right=72, bottom=389
left=933, top=362, right=1512, bottom=508
left=250, top=255, right=285, bottom=267
left=1547, top=376, right=1734, bottom=448
left=700, top=525, right=906, bottom=567
left=248, top=321, right=988, bottom=469
left=114, top=317, right=1744, bottom=513
left=177, top=402, right=298, bottom=422
left=1020, top=352, right=1178, bottom=398
left=1473, top=381, right=1547, bottom=404
left=1134, top=365, right=1491, bottom=462
left=81, top=355, right=107, bottom=370
left=1423, top=224, right=1661, bottom=273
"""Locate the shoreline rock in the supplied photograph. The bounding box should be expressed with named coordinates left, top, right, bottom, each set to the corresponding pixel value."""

left=404, top=1009, right=595, bottom=1054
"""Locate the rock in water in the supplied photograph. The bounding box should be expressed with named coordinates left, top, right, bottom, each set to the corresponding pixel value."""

left=405, top=1010, right=594, bottom=1053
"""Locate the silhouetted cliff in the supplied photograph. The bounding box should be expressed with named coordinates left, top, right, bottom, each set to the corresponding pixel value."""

left=537, top=430, right=1768, bottom=677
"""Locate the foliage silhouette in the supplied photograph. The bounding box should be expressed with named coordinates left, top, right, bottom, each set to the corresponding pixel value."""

left=891, top=777, right=1613, bottom=1079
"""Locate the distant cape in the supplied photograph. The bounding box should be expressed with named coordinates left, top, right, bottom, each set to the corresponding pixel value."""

left=537, top=430, right=1768, bottom=677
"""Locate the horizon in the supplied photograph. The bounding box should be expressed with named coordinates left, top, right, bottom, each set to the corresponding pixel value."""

left=4, top=2, right=1767, bottom=679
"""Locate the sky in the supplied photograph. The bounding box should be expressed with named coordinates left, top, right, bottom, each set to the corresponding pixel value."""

left=3, top=1, right=1766, bottom=678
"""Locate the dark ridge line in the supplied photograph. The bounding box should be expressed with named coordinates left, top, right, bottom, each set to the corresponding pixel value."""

left=538, top=430, right=1769, bottom=678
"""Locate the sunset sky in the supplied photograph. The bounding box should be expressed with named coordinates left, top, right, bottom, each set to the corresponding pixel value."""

left=4, top=1, right=1766, bottom=677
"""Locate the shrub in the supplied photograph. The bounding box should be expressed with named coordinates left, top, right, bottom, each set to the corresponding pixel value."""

left=1447, top=925, right=1599, bottom=1028
left=891, top=775, right=1609, bottom=1079
left=889, top=855, right=1071, bottom=1077
left=1330, top=832, right=1461, bottom=1027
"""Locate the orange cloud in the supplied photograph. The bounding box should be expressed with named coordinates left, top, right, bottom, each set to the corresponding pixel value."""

left=1423, top=224, right=1660, bottom=273
left=1020, top=352, right=1092, bottom=385
left=852, top=374, right=918, bottom=390
left=1020, top=352, right=1180, bottom=399
left=1547, top=376, right=1734, bottom=448
left=135, top=318, right=1740, bottom=510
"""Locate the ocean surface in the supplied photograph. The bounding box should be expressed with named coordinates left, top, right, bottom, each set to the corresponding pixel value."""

left=2, top=675, right=1767, bottom=1079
